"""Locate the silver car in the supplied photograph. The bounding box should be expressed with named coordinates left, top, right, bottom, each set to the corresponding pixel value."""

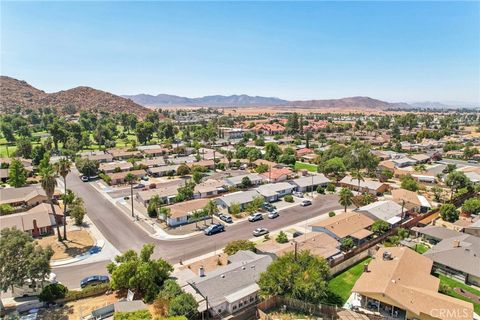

left=253, top=227, right=269, bottom=237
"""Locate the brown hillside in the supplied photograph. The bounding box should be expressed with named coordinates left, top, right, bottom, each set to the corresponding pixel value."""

left=0, top=76, right=149, bottom=116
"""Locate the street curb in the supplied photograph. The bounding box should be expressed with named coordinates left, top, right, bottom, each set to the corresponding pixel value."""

left=50, top=238, right=105, bottom=267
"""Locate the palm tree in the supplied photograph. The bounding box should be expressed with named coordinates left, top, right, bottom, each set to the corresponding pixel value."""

left=339, top=187, right=354, bottom=212
left=55, top=158, right=71, bottom=240
left=125, top=173, right=138, bottom=218
left=40, top=166, right=62, bottom=241
left=204, top=200, right=219, bottom=224
left=226, top=151, right=233, bottom=168
left=148, top=194, right=163, bottom=218
left=351, top=169, right=364, bottom=196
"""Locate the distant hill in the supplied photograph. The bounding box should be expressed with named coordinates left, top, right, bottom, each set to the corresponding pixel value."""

left=125, top=93, right=407, bottom=110
left=0, top=76, right=150, bottom=116
left=123, top=93, right=288, bottom=107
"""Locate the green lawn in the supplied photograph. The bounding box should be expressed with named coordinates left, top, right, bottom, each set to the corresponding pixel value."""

left=436, top=273, right=480, bottom=314
left=328, top=257, right=372, bottom=304
left=414, top=243, right=429, bottom=254
left=294, top=162, right=318, bottom=172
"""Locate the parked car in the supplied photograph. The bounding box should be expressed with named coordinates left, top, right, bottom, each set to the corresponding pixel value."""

left=219, top=214, right=233, bottom=223
left=133, top=183, right=145, bottom=189
left=80, top=275, right=109, bottom=289
left=293, top=191, right=304, bottom=198
left=141, top=176, right=149, bottom=181
left=80, top=175, right=89, bottom=182
left=468, top=159, right=478, bottom=164
left=267, top=211, right=279, bottom=219
left=204, top=223, right=225, bottom=235
left=149, top=183, right=156, bottom=189
left=253, top=227, right=269, bottom=237
left=248, top=212, right=263, bottom=222
left=300, top=200, right=312, bottom=207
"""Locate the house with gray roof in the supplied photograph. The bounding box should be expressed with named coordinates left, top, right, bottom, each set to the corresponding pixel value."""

left=424, top=233, right=480, bottom=286
left=413, top=226, right=464, bottom=244
left=357, top=200, right=405, bottom=225
left=187, top=250, right=274, bottom=317
left=255, top=182, right=295, bottom=202
left=217, top=190, right=262, bottom=213
left=224, top=173, right=265, bottom=188
left=289, top=174, right=330, bottom=192
left=339, top=176, right=388, bottom=195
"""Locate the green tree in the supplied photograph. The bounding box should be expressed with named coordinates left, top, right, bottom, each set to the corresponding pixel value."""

left=371, top=220, right=390, bottom=235
left=276, top=231, right=288, bottom=244
left=147, top=195, right=163, bottom=218
left=114, top=310, right=152, bottom=320
left=0, top=204, right=14, bottom=216
left=462, top=198, right=480, bottom=216
left=241, top=176, right=252, bottom=188
left=230, top=202, right=241, bottom=216
left=107, top=244, right=173, bottom=302
left=168, top=293, right=198, bottom=318
left=75, top=158, right=99, bottom=178
left=351, top=169, right=364, bottom=192
left=55, top=158, right=71, bottom=240
left=322, top=157, right=346, bottom=182
left=224, top=240, right=256, bottom=255
left=15, top=138, right=32, bottom=159
left=40, top=166, right=62, bottom=241
left=258, top=251, right=330, bottom=304
left=255, top=163, right=269, bottom=174
left=176, top=164, right=190, bottom=176
left=400, top=175, right=419, bottom=192
left=0, top=228, right=53, bottom=292
left=339, top=188, right=353, bottom=212
left=440, top=203, right=459, bottom=223
left=1, top=122, right=15, bottom=144
left=31, top=145, right=47, bottom=166
left=8, top=159, right=27, bottom=187
left=264, top=142, right=282, bottom=162
left=445, top=171, right=471, bottom=199
left=340, top=237, right=354, bottom=251
left=431, top=186, right=445, bottom=203
left=39, top=283, right=68, bottom=302
left=70, top=197, right=86, bottom=226
left=157, top=279, right=183, bottom=301
left=203, top=200, right=219, bottom=224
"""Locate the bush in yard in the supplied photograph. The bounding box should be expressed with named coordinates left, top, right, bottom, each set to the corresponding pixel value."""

left=157, top=279, right=182, bottom=301
left=114, top=310, right=152, bottom=320
left=328, top=211, right=336, bottom=217
left=316, top=186, right=325, bottom=194
left=461, top=198, right=480, bottom=216
left=440, top=203, right=459, bottom=223
left=224, top=240, right=256, bottom=255
left=168, top=293, right=198, bottom=318
left=284, top=195, right=294, bottom=203
left=371, top=220, right=390, bottom=235
left=276, top=231, right=288, bottom=244
left=326, top=183, right=336, bottom=193
left=340, top=237, right=354, bottom=251
left=39, top=283, right=68, bottom=302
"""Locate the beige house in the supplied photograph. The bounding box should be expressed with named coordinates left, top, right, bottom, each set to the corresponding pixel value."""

left=0, top=203, right=62, bottom=237
left=352, top=247, right=473, bottom=320
left=107, top=169, right=146, bottom=185
left=0, top=186, right=48, bottom=208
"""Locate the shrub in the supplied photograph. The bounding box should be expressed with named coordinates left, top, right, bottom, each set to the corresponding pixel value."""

left=99, top=173, right=111, bottom=184
left=328, top=211, right=336, bottom=217
left=39, top=283, right=68, bottom=302
left=316, top=186, right=325, bottom=194
left=224, top=240, right=256, bottom=255
left=284, top=195, right=294, bottom=203
left=326, top=183, right=336, bottom=193
left=168, top=293, right=198, bottom=317
left=276, top=231, right=288, bottom=244
left=114, top=310, right=152, bottom=320
left=64, top=283, right=110, bottom=301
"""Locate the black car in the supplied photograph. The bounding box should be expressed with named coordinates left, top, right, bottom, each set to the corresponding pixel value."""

left=204, top=223, right=225, bottom=235
left=219, top=214, right=233, bottom=223
left=133, top=184, right=145, bottom=189
left=80, top=275, right=109, bottom=288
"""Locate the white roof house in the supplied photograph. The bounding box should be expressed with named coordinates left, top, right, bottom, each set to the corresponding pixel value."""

left=289, top=174, right=330, bottom=191
left=357, top=200, right=405, bottom=225
left=217, top=190, right=262, bottom=209
left=224, top=173, right=265, bottom=187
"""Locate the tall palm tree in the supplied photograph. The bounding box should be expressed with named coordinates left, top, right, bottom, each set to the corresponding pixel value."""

left=40, top=166, right=61, bottom=241
left=125, top=173, right=138, bottom=218
left=339, top=187, right=354, bottom=212
left=204, top=200, right=219, bottom=224
left=55, top=158, right=71, bottom=240
left=351, top=169, right=364, bottom=194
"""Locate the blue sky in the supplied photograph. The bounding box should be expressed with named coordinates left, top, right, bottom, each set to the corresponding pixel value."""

left=1, top=1, right=479, bottom=103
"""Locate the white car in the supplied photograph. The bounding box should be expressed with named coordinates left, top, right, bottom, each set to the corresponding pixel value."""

left=253, top=227, right=269, bottom=237
left=293, top=192, right=304, bottom=198
left=248, top=212, right=263, bottom=222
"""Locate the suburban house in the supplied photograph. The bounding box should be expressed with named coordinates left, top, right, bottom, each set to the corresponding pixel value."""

left=217, top=190, right=262, bottom=213
left=224, top=173, right=265, bottom=187
left=357, top=200, right=405, bottom=226
left=409, top=153, right=430, bottom=164
left=193, top=179, right=226, bottom=199
left=260, top=167, right=293, bottom=183
left=351, top=247, right=473, bottom=320
left=136, top=184, right=179, bottom=206
left=289, top=174, right=330, bottom=193
left=391, top=188, right=431, bottom=213
left=296, top=148, right=314, bottom=158
left=162, top=198, right=211, bottom=227
left=252, top=123, right=285, bottom=135
left=0, top=203, right=63, bottom=237
left=255, top=182, right=295, bottom=202
left=99, top=161, right=133, bottom=174
left=0, top=186, right=48, bottom=208
left=136, top=157, right=166, bottom=168
left=424, top=232, right=480, bottom=286
left=413, top=226, right=465, bottom=244
left=311, top=211, right=375, bottom=245
left=464, top=171, right=480, bottom=185
left=219, top=127, right=246, bottom=139
left=256, top=232, right=343, bottom=262
left=107, top=169, right=146, bottom=185
left=339, top=176, right=388, bottom=195
left=186, top=251, right=274, bottom=317
left=81, top=151, right=113, bottom=163
left=147, top=165, right=179, bottom=177
left=106, top=148, right=142, bottom=160
left=464, top=219, right=480, bottom=237
left=141, top=147, right=170, bottom=157
left=392, top=157, right=417, bottom=168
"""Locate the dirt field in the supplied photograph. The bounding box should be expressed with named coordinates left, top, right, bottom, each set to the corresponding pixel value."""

left=181, top=253, right=229, bottom=273
left=39, top=292, right=121, bottom=319
left=36, top=229, right=94, bottom=260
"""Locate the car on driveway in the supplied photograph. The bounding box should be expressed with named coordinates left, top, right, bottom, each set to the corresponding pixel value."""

left=293, top=191, right=304, bottom=198
left=248, top=212, right=263, bottom=222
left=253, top=227, right=269, bottom=237
left=80, top=275, right=109, bottom=288
left=267, top=211, right=279, bottom=219
left=80, top=175, right=89, bottom=182
left=300, top=200, right=312, bottom=207
left=204, top=223, right=225, bottom=235
left=219, top=214, right=233, bottom=223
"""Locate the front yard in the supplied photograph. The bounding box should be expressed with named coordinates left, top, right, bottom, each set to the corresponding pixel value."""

left=36, top=229, right=94, bottom=260
left=328, top=257, right=372, bottom=305
left=294, top=162, right=318, bottom=172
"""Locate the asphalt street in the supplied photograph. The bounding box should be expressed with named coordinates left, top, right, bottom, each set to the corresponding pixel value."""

left=54, top=171, right=341, bottom=288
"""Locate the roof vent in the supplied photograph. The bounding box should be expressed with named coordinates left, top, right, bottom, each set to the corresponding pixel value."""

left=221, top=275, right=225, bottom=279
left=242, top=266, right=246, bottom=270
left=383, top=251, right=393, bottom=260
left=453, top=239, right=461, bottom=248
